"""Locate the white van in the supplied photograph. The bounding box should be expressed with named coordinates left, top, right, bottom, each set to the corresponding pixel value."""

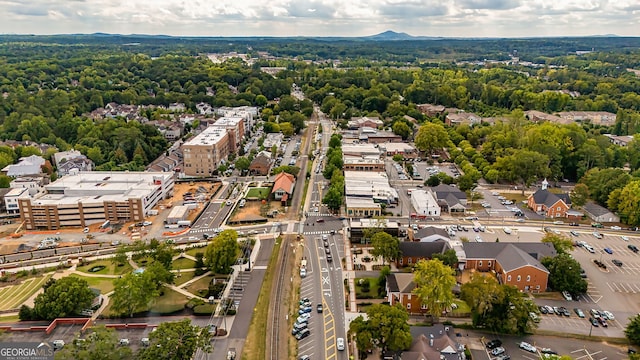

left=300, top=268, right=307, bottom=278
left=337, top=337, right=345, bottom=351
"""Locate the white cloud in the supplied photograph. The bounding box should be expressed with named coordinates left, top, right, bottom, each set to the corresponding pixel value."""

left=0, top=0, right=637, bottom=37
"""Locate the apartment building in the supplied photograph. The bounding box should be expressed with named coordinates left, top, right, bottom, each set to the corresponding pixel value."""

left=210, top=117, right=245, bottom=153
left=19, top=171, right=174, bottom=230
left=182, top=126, right=230, bottom=177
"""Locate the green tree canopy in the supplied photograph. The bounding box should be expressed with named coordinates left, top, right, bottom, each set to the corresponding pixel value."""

left=350, top=304, right=412, bottom=352
left=54, top=326, right=132, bottom=360
left=205, top=229, right=239, bottom=274
left=626, top=314, right=640, bottom=346
left=412, top=259, right=456, bottom=318
left=32, top=277, right=95, bottom=321
left=541, top=233, right=574, bottom=254
left=137, top=319, right=211, bottom=360
left=541, top=253, right=587, bottom=296
left=414, top=122, right=450, bottom=156
left=370, top=232, right=400, bottom=265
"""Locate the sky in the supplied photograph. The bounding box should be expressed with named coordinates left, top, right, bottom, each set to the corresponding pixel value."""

left=1, top=0, right=639, bottom=38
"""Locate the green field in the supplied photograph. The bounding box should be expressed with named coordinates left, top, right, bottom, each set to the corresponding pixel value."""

left=245, top=187, right=271, bottom=199
left=0, top=274, right=52, bottom=311
left=184, top=247, right=207, bottom=258
left=76, top=259, right=132, bottom=276
left=69, top=274, right=115, bottom=294
left=172, top=257, right=197, bottom=270
left=149, top=287, right=190, bottom=314
left=185, top=274, right=216, bottom=297
left=173, top=270, right=196, bottom=287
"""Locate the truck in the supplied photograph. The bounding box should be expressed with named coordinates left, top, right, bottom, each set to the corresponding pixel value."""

left=227, top=348, right=236, bottom=360
left=177, top=220, right=192, bottom=228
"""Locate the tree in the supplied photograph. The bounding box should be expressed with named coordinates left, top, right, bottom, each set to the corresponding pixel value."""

left=234, top=156, right=251, bottom=172
left=581, top=167, right=631, bottom=206
left=370, top=232, right=400, bottom=265
left=111, top=246, right=128, bottom=267
left=32, top=277, right=95, bottom=320
left=425, top=175, right=441, bottom=187
left=137, top=319, right=211, bottom=360
left=414, top=122, right=450, bottom=156
left=328, top=134, right=342, bottom=148
left=392, top=121, right=412, bottom=140
left=570, top=183, right=589, bottom=207
left=204, top=229, right=239, bottom=274
left=412, top=259, right=456, bottom=319
left=322, top=186, right=343, bottom=212
left=541, top=253, right=587, bottom=296
left=54, top=326, right=132, bottom=360
left=432, top=249, right=459, bottom=268
left=348, top=315, right=374, bottom=358
left=461, top=274, right=538, bottom=334
left=626, top=314, right=640, bottom=346
left=540, top=233, right=574, bottom=254
left=608, top=180, right=640, bottom=226
left=392, top=154, right=403, bottom=162
left=494, top=149, right=550, bottom=195
left=362, top=304, right=412, bottom=352
left=110, top=272, right=157, bottom=318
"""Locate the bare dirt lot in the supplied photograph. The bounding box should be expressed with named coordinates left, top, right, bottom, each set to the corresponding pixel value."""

left=229, top=200, right=286, bottom=223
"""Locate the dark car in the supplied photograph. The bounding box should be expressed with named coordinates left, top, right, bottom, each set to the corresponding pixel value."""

left=628, top=244, right=639, bottom=253
left=612, top=259, right=624, bottom=267
left=317, top=304, right=323, bottom=313
left=325, top=247, right=331, bottom=254
left=560, top=307, right=571, bottom=317
left=326, top=254, right=333, bottom=262
left=569, top=222, right=580, bottom=226
left=589, top=317, right=599, bottom=327
left=295, top=329, right=311, bottom=340
left=316, top=218, right=325, bottom=223
left=486, top=339, right=502, bottom=349
left=539, top=306, right=548, bottom=314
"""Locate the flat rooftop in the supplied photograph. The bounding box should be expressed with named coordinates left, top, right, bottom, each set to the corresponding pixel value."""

left=32, top=171, right=172, bottom=205
left=212, top=116, right=243, bottom=127
left=184, top=126, right=228, bottom=146
left=345, top=197, right=381, bottom=208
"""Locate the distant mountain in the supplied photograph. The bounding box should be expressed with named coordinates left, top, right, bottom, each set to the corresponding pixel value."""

left=362, top=30, right=444, bottom=41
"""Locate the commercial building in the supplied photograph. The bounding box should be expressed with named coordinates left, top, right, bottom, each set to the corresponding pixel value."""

left=344, top=171, right=398, bottom=204
left=210, top=117, right=245, bottom=153
left=345, top=197, right=381, bottom=218
left=166, top=205, right=190, bottom=224
left=343, top=157, right=385, bottom=172
left=18, top=171, right=174, bottom=230
left=182, top=126, right=230, bottom=176
left=348, top=218, right=399, bottom=243
left=411, top=190, right=441, bottom=217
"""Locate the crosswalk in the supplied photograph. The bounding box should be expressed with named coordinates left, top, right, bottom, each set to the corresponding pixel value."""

left=303, top=230, right=333, bottom=235
left=306, top=213, right=333, bottom=217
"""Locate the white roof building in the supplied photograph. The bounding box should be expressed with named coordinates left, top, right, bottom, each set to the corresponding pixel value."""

left=2, top=155, right=45, bottom=177
left=411, top=190, right=441, bottom=216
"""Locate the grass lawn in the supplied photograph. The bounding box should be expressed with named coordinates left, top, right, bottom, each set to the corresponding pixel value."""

left=354, top=277, right=385, bottom=299
left=77, top=259, right=132, bottom=276
left=0, top=314, right=20, bottom=323
left=172, top=257, right=197, bottom=270
left=245, top=187, right=271, bottom=199
left=185, top=274, right=216, bottom=297
left=69, top=274, right=115, bottom=294
left=133, top=256, right=154, bottom=268
left=173, top=270, right=196, bottom=287
left=0, top=274, right=51, bottom=310
left=149, top=287, right=190, bottom=314
left=184, top=247, right=207, bottom=258
left=450, top=299, right=471, bottom=316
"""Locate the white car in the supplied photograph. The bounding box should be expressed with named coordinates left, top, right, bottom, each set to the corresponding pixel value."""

left=602, top=310, right=615, bottom=320
left=519, top=341, right=537, bottom=353
left=336, top=337, right=345, bottom=351
left=622, top=236, right=629, bottom=241
left=562, top=291, right=573, bottom=301
left=611, top=226, right=622, bottom=230
left=475, top=235, right=483, bottom=242
left=503, top=227, right=512, bottom=234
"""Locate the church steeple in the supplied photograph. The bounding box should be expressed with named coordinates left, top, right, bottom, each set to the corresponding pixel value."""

left=541, top=178, right=548, bottom=190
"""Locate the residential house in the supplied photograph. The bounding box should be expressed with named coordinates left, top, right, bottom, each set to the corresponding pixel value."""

left=430, top=184, right=467, bottom=214
left=527, top=179, right=571, bottom=218
left=413, top=226, right=451, bottom=242
left=525, top=110, right=567, bottom=124
left=52, top=150, right=84, bottom=167
left=416, top=104, right=446, bottom=117
left=445, top=112, right=481, bottom=126
left=1, top=155, right=45, bottom=177
left=604, top=134, right=634, bottom=147
left=385, top=325, right=466, bottom=360
left=347, top=116, right=384, bottom=130
left=4, top=187, right=29, bottom=214
left=582, top=202, right=620, bottom=223
left=397, top=241, right=449, bottom=268
left=271, top=172, right=295, bottom=205
left=57, top=156, right=94, bottom=177
left=249, top=151, right=272, bottom=176
left=462, top=242, right=556, bottom=292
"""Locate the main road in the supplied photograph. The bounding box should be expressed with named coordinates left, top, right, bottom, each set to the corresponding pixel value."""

left=297, top=110, right=349, bottom=360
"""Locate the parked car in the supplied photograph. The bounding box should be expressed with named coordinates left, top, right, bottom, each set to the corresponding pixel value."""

left=622, top=235, right=630, bottom=242
left=562, top=291, right=573, bottom=301
left=317, top=304, right=323, bottom=313
left=602, top=310, right=615, bottom=320
left=604, top=247, right=613, bottom=254
left=486, top=339, right=502, bottom=349
left=574, top=308, right=585, bottom=318
left=539, top=306, right=548, bottom=314
left=491, top=347, right=506, bottom=356
left=611, top=225, right=622, bottom=230
left=589, top=317, right=599, bottom=327
left=337, top=337, right=345, bottom=351
left=503, top=227, right=512, bottom=234
left=628, top=244, right=639, bottom=253
left=570, top=230, right=579, bottom=237
left=295, top=329, right=311, bottom=340
left=592, top=232, right=603, bottom=239
left=519, top=342, right=537, bottom=353
left=598, top=317, right=608, bottom=327
left=560, top=307, right=571, bottom=317
left=612, top=259, right=624, bottom=267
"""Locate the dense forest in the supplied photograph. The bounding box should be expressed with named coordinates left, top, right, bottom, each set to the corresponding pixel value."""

left=1, top=35, right=640, bottom=223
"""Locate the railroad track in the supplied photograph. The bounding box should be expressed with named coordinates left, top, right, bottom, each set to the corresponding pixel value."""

left=269, top=236, right=290, bottom=360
